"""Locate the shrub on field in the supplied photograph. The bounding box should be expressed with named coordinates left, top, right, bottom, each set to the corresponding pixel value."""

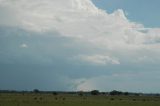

left=83, top=97, right=87, bottom=100
left=142, top=99, right=146, bottom=101
left=39, top=97, right=43, bottom=100
left=132, top=99, right=136, bottom=101
left=34, top=97, right=37, bottom=100
left=55, top=97, right=58, bottom=100
left=119, top=99, right=122, bottom=101
left=62, top=97, right=66, bottom=101
left=110, top=98, right=114, bottom=101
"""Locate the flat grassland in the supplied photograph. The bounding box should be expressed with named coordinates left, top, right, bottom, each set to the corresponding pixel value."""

left=0, top=93, right=160, bottom=106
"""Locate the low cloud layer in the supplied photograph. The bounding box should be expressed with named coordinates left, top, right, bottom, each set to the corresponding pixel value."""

left=0, top=0, right=160, bottom=92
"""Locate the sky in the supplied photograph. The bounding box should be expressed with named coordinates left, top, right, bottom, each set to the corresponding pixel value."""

left=92, top=0, right=160, bottom=28
left=0, top=0, right=160, bottom=93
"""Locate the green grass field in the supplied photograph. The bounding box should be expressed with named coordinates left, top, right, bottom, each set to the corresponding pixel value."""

left=0, top=93, right=160, bottom=106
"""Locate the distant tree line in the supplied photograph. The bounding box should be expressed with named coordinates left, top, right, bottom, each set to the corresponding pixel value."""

left=0, top=89, right=160, bottom=97
left=88, top=90, right=159, bottom=96
left=78, top=90, right=136, bottom=96
left=109, top=90, right=129, bottom=96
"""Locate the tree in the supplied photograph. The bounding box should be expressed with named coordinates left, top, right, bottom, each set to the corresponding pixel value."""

left=33, top=89, right=40, bottom=93
left=91, top=90, right=100, bottom=95
left=124, top=92, right=129, bottom=96
left=110, top=90, right=123, bottom=95
left=52, top=92, right=58, bottom=96
left=78, top=91, right=84, bottom=96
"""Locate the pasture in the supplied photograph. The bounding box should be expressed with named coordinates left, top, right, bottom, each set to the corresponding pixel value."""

left=0, top=93, right=160, bottom=106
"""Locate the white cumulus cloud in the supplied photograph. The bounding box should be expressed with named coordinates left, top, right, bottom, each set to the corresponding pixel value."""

left=20, top=43, right=28, bottom=48
left=0, top=0, right=160, bottom=64
left=76, top=55, right=120, bottom=65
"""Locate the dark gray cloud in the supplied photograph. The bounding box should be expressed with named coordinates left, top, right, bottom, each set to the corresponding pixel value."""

left=0, top=26, right=111, bottom=90
left=0, top=25, right=160, bottom=92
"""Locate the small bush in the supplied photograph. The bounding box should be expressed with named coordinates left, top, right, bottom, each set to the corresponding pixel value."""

left=132, top=99, right=136, bottom=101
left=110, top=98, right=114, bottom=101
left=119, top=98, right=122, bottom=101
left=83, top=97, right=86, bottom=100
left=142, top=99, right=146, bottom=101
left=34, top=97, right=37, bottom=100
left=39, top=97, right=43, bottom=100
left=55, top=97, right=58, bottom=100
left=62, top=97, right=66, bottom=101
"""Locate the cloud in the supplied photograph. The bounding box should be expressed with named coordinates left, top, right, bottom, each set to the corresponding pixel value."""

left=20, top=43, right=28, bottom=48
left=75, top=55, right=120, bottom=65
left=0, top=0, right=160, bottom=92
left=0, top=0, right=160, bottom=50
